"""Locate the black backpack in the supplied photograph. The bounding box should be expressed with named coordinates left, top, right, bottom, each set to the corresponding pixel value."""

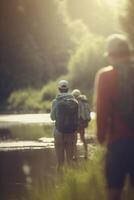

left=117, top=66, right=134, bottom=131
left=55, top=98, right=78, bottom=134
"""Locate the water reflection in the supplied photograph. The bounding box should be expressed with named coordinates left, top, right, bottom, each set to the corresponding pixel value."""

left=0, top=128, right=12, bottom=140
left=0, top=148, right=56, bottom=200
left=0, top=114, right=56, bottom=200
left=0, top=113, right=96, bottom=200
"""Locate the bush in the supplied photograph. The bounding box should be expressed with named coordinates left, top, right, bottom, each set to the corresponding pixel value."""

left=68, top=35, right=106, bottom=101
left=41, top=81, right=57, bottom=101
left=7, top=35, right=107, bottom=113
left=7, top=81, right=58, bottom=113
left=8, top=88, right=41, bottom=112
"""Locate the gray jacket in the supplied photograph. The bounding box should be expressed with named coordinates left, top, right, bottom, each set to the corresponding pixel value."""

left=78, top=100, right=91, bottom=121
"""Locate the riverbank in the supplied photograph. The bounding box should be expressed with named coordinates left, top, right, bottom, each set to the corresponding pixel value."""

left=27, top=147, right=106, bottom=200
left=0, top=113, right=97, bottom=200
left=28, top=146, right=134, bottom=200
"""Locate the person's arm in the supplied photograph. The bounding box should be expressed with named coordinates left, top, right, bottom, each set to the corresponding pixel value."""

left=50, top=100, right=57, bottom=121
left=85, top=102, right=91, bottom=121
left=94, top=70, right=111, bottom=144
left=78, top=101, right=82, bottom=119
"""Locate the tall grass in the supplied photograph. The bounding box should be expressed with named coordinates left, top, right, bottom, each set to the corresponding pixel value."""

left=28, top=146, right=134, bottom=200
left=29, top=147, right=107, bottom=200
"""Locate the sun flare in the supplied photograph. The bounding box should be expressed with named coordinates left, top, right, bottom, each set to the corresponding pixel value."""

left=105, top=0, right=120, bottom=7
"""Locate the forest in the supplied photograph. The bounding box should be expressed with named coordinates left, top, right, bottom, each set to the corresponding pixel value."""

left=0, top=0, right=133, bottom=112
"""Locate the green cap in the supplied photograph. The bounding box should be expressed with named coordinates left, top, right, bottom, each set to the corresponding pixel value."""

left=58, top=80, right=69, bottom=89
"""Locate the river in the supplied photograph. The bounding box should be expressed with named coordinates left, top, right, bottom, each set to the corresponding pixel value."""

left=0, top=114, right=55, bottom=200
left=0, top=113, right=96, bottom=200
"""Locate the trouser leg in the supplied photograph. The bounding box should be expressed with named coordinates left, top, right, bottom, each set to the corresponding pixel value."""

left=80, top=128, right=88, bottom=159
left=65, top=134, right=75, bottom=165
left=73, top=133, right=78, bottom=160
left=54, top=133, right=64, bottom=170
left=107, top=189, right=122, bottom=200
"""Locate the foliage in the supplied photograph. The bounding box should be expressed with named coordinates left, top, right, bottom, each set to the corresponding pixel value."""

left=0, top=0, right=121, bottom=111
left=8, top=88, right=42, bottom=112
left=68, top=35, right=106, bottom=100
left=66, top=0, right=117, bottom=36
left=0, top=0, right=74, bottom=103
left=7, top=33, right=106, bottom=111
left=7, top=34, right=107, bottom=113
left=120, top=0, right=134, bottom=46
left=41, top=82, right=58, bottom=102
left=7, top=81, right=58, bottom=113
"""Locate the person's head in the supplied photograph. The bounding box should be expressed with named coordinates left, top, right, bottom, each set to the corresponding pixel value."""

left=106, top=34, right=131, bottom=65
left=58, top=80, right=69, bottom=93
left=72, top=89, right=81, bottom=99
left=79, top=95, right=88, bottom=101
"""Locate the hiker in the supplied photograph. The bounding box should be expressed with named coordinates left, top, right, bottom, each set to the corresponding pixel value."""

left=95, top=34, right=134, bottom=200
left=72, top=89, right=91, bottom=160
left=50, top=80, right=78, bottom=170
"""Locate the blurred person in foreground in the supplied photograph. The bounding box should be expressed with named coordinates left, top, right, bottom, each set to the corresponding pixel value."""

left=50, top=80, right=78, bottom=171
left=72, top=89, right=91, bottom=160
left=95, top=34, right=134, bottom=200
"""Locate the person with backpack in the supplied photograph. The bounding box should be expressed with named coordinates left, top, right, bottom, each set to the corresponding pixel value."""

left=72, top=89, right=91, bottom=160
left=95, top=34, right=134, bottom=200
left=51, top=80, right=78, bottom=170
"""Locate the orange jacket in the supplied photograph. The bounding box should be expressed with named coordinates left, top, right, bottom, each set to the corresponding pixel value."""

left=95, top=66, right=134, bottom=144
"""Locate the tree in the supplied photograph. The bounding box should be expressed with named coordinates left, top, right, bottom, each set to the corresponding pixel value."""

left=0, top=0, right=74, bottom=102
left=120, top=0, right=134, bottom=46
left=65, top=0, right=117, bottom=36
left=68, top=35, right=106, bottom=99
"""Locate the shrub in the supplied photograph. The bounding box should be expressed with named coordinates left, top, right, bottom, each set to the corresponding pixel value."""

left=7, top=81, right=58, bottom=113
left=68, top=35, right=106, bottom=101
left=40, top=81, right=57, bottom=101
left=8, top=88, right=40, bottom=112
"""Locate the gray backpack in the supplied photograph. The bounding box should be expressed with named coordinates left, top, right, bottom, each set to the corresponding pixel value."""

left=79, top=100, right=91, bottom=122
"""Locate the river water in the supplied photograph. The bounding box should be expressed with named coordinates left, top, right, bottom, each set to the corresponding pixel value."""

left=0, top=113, right=96, bottom=200
left=0, top=114, right=55, bottom=200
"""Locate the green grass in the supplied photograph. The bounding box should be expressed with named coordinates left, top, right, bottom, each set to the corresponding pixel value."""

left=27, top=146, right=134, bottom=200
left=28, top=147, right=107, bottom=200
left=87, top=118, right=96, bottom=135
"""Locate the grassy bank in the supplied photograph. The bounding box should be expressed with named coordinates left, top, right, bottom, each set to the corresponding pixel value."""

left=28, top=147, right=106, bottom=200
left=27, top=146, right=134, bottom=200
